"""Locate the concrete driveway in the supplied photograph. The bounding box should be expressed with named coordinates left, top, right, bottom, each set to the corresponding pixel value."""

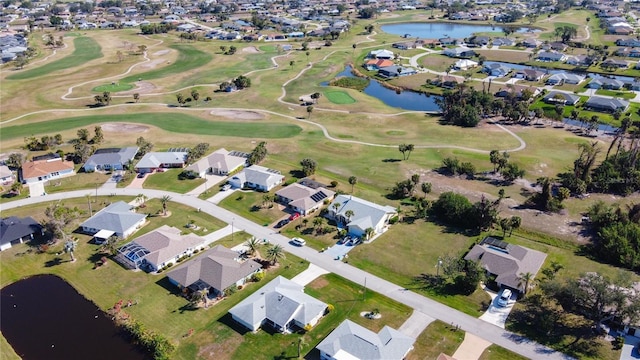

left=186, top=174, right=226, bottom=196
left=206, top=188, right=237, bottom=204
left=398, top=310, right=434, bottom=338
left=291, top=264, right=329, bottom=286
left=479, top=288, right=515, bottom=328
left=453, top=332, right=492, bottom=360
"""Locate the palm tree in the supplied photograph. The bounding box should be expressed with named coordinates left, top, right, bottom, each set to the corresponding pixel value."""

left=136, top=194, right=148, bottom=207
left=191, top=89, right=200, bottom=105
left=517, top=272, right=535, bottom=295
left=64, top=239, right=78, bottom=262
left=133, top=93, right=140, bottom=103
left=160, top=195, right=171, bottom=216
left=348, top=176, right=357, bottom=194
left=198, top=288, right=209, bottom=307
left=266, top=244, right=285, bottom=265
left=245, top=237, right=261, bottom=257
left=344, top=210, right=354, bottom=223
left=312, top=217, right=324, bottom=231
left=101, top=235, right=122, bottom=256
left=306, top=105, right=313, bottom=119
left=509, top=216, right=521, bottom=236
left=332, top=202, right=341, bottom=214
left=421, top=182, right=432, bottom=198
left=364, top=227, right=375, bottom=240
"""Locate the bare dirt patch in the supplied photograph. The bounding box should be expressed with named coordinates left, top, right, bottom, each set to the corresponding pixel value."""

left=140, top=58, right=166, bottom=69
left=242, top=46, right=260, bottom=54
left=152, top=49, right=171, bottom=56
left=308, top=277, right=329, bottom=289
left=117, top=81, right=157, bottom=95
left=102, top=123, right=149, bottom=133
left=210, top=109, right=265, bottom=120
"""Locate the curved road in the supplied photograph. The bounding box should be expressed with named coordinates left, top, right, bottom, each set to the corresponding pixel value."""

left=1, top=188, right=572, bottom=360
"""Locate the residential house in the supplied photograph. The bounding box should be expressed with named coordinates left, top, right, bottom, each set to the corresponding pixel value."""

left=80, top=201, right=147, bottom=239
left=442, top=47, right=476, bottom=58
left=601, top=58, right=629, bottom=69
left=467, top=35, right=490, bottom=47
left=616, top=38, right=640, bottom=47
left=438, top=37, right=457, bottom=45
left=630, top=81, right=640, bottom=91
left=542, top=41, right=568, bottom=52
left=431, top=75, right=463, bottom=89
left=609, top=26, right=633, bottom=35
left=0, top=165, right=14, bottom=184
left=513, top=69, right=545, bottom=82
left=464, top=237, right=547, bottom=294
left=135, top=151, right=188, bottom=173
left=0, top=216, right=43, bottom=251
left=229, top=165, right=284, bottom=192
left=364, top=58, right=394, bottom=71
left=228, top=276, right=327, bottom=333
left=392, top=41, right=416, bottom=50
left=20, top=157, right=75, bottom=184
left=166, top=245, right=262, bottom=297
left=585, top=96, right=630, bottom=113
left=492, top=37, right=515, bottom=47
left=275, top=182, right=335, bottom=215
left=565, top=55, right=591, bottom=66
left=327, top=194, right=397, bottom=238
left=521, top=39, right=539, bottom=48
left=543, top=91, right=580, bottom=105
left=316, top=320, right=416, bottom=360
left=587, top=77, right=625, bottom=90
left=83, top=147, right=138, bottom=172
left=116, top=225, right=205, bottom=271
left=377, top=65, right=416, bottom=78
left=368, top=49, right=394, bottom=59
left=483, top=62, right=511, bottom=77
left=546, top=72, right=585, bottom=85
left=453, top=59, right=478, bottom=70
left=186, top=148, right=247, bottom=177
left=536, top=51, right=566, bottom=62
left=494, top=85, right=540, bottom=99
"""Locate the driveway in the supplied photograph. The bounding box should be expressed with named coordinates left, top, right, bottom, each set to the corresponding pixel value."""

left=479, top=288, right=515, bottom=328
left=126, top=174, right=147, bottom=189
left=206, top=188, right=237, bottom=204
left=398, top=310, right=435, bottom=338
left=290, top=264, right=329, bottom=286
left=202, top=224, right=239, bottom=246
left=324, top=242, right=355, bottom=259
left=453, top=332, right=492, bottom=360
left=186, top=174, right=227, bottom=196
left=620, top=335, right=640, bottom=360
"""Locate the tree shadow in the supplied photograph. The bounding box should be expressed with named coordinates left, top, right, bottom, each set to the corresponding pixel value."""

left=382, top=158, right=401, bottom=163
left=44, top=257, right=63, bottom=267
left=288, top=169, right=306, bottom=179
left=155, top=276, right=183, bottom=296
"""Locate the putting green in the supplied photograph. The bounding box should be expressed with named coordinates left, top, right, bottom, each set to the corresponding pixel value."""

left=1, top=113, right=302, bottom=141
left=92, top=83, right=135, bottom=92
left=324, top=90, right=356, bottom=104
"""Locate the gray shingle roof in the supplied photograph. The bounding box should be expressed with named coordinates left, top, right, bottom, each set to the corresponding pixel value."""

left=1, top=216, right=42, bottom=248
left=127, top=225, right=204, bottom=269
left=80, top=201, right=146, bottom=235
left=83, top=147, right=138, bottom=169
left=135, top=152, right=188, bottom=169
left=316, top=320, right=415, bottom=360
left=328, top=195, right=397, bottom=232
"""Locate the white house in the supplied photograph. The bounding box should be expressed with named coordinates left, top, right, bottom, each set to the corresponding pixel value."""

left=80, top=201, right=147, bottom=239
left=0, top=165, right=15, bottom=184
left=368, top=49, right=394, bottom=59
left=327, top=195, right=397, bottom=238
left=454, top=59, right=478, bottom=70
left=186, top=148, right=247, bottom=177
left=0, top=216, right=44, bottom=251
left=229, top=165, right=284, bottom=192
left=135, top=151, right=188, bottom=173
left=20, top=157, right=75, bottom=184
left=275, top=183, right=335, bottom=215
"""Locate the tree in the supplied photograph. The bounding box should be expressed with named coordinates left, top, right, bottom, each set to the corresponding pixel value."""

left=6, top=153, right=24, bottom=169
left=248, top=141, right=267, bottom=165
left=501, top=163, right=525, bottom=184
left=77, top=128, right=90, bottom=142
left=10, top=182, right=23, bottom=195
left=133, top=93, right=140, bottom=103
left=245, top=237, right=261, bottom=257
left=64, top=239, right=78, bottom=262
left=176, top=93, right=185, bottom=107
left=233, top=75, right=251, bottom=89
left=136, top=137, right=154, bottom=157
left=160, top=195, right=171, bottom=216
left=517, top=272, right=535, bottom=295
left=489, top=150, right=500, bottom=172
left=509, top=216, right=521, bottom=236
left=102, top=91, right=112, bottom=106
left=399, top=144, right=409, bottom=160
left=101, top=235, right=123, bottom=256
left=421, top=182, right=432, bottom=198
left=432, top=192, right=473, bottom=227
left=310, top=92, right=321, bottom=104
left=14, top=55, right=28, bottom=69
left=348, top=176, right=358, bottom=194
left=266, top=244, right=285, bottom=265
left=92, top=126, right=104, bottom=145
left=332, top=202, right=341, bottom=214
left=136, top=194, right=148, bottom=207
left=300, top=158, right=317, bottom=176
left=344, top=210, right=355, bottom=222
left=364, top=227, right=375, bottom=240
left=191, top=89, right=200, bottom=105
left=499, top=217, right=512, bottom=237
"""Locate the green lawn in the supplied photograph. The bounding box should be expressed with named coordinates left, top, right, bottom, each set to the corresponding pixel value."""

left=119, top=44, right=213, bottom=84
left=6, top=37, right=103, bottom=80
left=407, top=320, right=464, bottom=360
left=92, top=82, right=135, bottom=92
left=1, top=113, right=303, bottom=142
left=136, top=198, right=227, bottom=237
left=45, top=171, right=110, bottom=195
left=143, top=169, right=205, bottom=194
left=324, top=90, right=356, bottom=104
left=479, top=344, right=529, bottom=360
left=218, top=190, right=285, bottom=226
left=595, top=88, right=636, bottom=99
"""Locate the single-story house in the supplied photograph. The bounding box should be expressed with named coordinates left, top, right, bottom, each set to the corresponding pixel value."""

left=228, top=276, right=327, bottom=333
left=116, top=225, right=205, bottom=271
left=521, top=39, right=539, bottom=48
left=630, top=81, right=640, bottom=91
left=0, top=165, right=14, bottom=184
left=483, top=62, right=511, bottom=77
left=439, top=37, right=457, bottom=45
left=229, top=165, right=284, bottom=192
left=442, top=47, right=476, bottom=58
left=431, top=75, right=464, bottom=89
left=616, top=38, right=640, bottom=47
left=491, top=37, right=515, bottom=47
left=364, top=58, right=394, bottom=71
left=135, top=151, right=188, bottom=173
left=601, top=58, right=629, bottom=69
left=513, top=69, right=545, bottom=82
left=587, top=78, right=625, bottom=90
left=392, top=41, right=416, bottom=50
left=316, top=320, right=416, bottom=360
left=494, top=85, right=540, bottom=99
left=377, top=65, right=417, bottom=78
left=542, top=41, right=568, bottom=52
left=454, top=59, right=478, bottom=70
left=609, top=26, right=633, bottom=35
left=565, top=55, right=591, bottom=66
left=0, top=216, right=44, bottom=251
left=585, top=96, right=630, bottom=113
left=275, top=182, right=335, bottom=215
left=368, top=49, right=394, bottom=59
left=166, top=245, right=262, bottom=297
left=80, top=201, right=147, bottom=239
left=468, top=35, right=490, bottom=47
left=543, top=91, right=580, bottom=105
left=464, top=237, right=547, bottom=294
left=20, top=157, right=75, bottom=184
left=83, top=147, right=138, bottom=172
left=536, top=51, right=566, bottom=62
left=186, top=148, right=247, bottom=177
left=327, top=194, right=397, bottom=238
left=546, top=72, right=585, bottom=85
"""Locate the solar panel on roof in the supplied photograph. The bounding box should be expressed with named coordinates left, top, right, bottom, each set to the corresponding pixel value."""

left=482, top=237, right=509, bottom=249
left=310, top=192, right=327, bottom=202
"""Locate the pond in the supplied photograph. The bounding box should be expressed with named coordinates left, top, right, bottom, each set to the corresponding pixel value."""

left=381, top=22, right=535, bottom=39
left=0, top=274, right=149, bottom=360
left=327, top=66, right=441, bottom=112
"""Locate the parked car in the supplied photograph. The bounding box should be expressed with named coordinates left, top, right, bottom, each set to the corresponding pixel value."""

left=291, top=237, right=306, bottom=246
left=221, top=184, right=231, bottom=191
left=137, top=173, right=146, bottom=178
left=275, top=219, right=290, bottom=228
left=497, top=289, right=512, bottom=307
left=288, top=212, right=300, bottom=221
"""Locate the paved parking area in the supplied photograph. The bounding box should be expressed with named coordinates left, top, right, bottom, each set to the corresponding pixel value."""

left=479, top=288, right=515, bottom=328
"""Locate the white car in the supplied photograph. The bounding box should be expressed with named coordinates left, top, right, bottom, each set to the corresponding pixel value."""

left=291, top=238, right=306, bottom=247
left=221, top=184, right=231, bottom=191
left=497, top=289, right=512, bottom=307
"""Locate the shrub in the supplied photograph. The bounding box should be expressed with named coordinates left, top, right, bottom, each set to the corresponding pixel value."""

left=330, top=180, right=338, bottom=187
left=178, top=170, right=199, bottom=180
left=252, top=271, right=265, bottom=282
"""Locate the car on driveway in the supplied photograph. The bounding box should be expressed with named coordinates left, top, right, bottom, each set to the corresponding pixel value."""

left=221, top=184, right=231, bottom=191
left=275, top=219, right=290, bottom=228
left=137, top=173, right=146, bottom=178
left=288, top=212, right=300, bottom=221
left=497, top=288, right=512, bottom=307
left=291, top=238, right=306, bottom=246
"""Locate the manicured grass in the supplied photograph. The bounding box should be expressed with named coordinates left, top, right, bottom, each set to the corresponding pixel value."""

left=45, top=171, right=110, bottom=195
left=218, top=190, right=285, bottom=226
left=1, top=113, right=303, bottom=141
left=595, top=88, right=636, bottom=99
left=92, top=82, right=135, bottom=92
left=6, top=37, right=103, bottom=80
left=407, top=320, right=464, bottom=360
left=119, top=45, right=213, bottom=84
left=479, top=344, right=529, bottom=360
left=135, top=198, right=227, bottom=237
left=143, top=169, right=205, bottom=194
left=324, top=90, right=356, bottom=104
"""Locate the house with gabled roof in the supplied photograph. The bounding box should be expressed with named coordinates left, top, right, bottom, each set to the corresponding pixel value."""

left=20, top=157, right=75, bottom=184
left=587, top=77, right=625, bottom=90
left=80, top=201, right=147, bottom=239
left=0, top=165, right=15, bottom=184
left=442, top=47, right=476, bottom=58
left=166, top=245, right=262, bottom=297
left=135, top=151, right=188, bottom=173
left=186, top=148, right=247, bottom=177
left=229, top=165, right=284, bottom=192
left=275, top=182, right=335, bottom=215
left=229, top=276, right=327, bottom=333
left=546, top=72, right=585, bottom=85
left=116, top=225, right=205, bottom=271
left=1, top=216, right=43, bottom=251
left=368, top=49, right=394, bottom=59
left=464, top=237, right=547, bottom=294
left=536, top=51, right=566, bottom=62
left=83, top=147, right=138, bottom=172
left=327, top=195, right=397, bottom=238
left=513, top=69, right=545, bottom=82
left=316, top=320, right=415, bottom=360
left=543, top=91, right=580, bottom=105
left=585, top=96, right=630, bottom=113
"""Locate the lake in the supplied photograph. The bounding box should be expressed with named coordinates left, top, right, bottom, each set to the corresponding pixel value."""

left=381, top=22, right=535, bottom=39
left=0, top=274, right=149, bottom=360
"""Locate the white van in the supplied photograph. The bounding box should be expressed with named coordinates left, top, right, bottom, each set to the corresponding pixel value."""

left=291, top=238, right=306, bottom=247
left=497, top=289, right=512, bottom=307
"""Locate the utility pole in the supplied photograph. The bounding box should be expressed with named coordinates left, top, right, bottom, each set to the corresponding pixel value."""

left=363, top=277, right=367, bottom=301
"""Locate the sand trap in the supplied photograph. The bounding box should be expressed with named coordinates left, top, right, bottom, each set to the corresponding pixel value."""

left=210, top=109, right=265, bottom=120
left=117, top=81, right=157, bottom=95
left=242, top=46, right=260, bottom=53
left=102, top=123, right=149, bottom=133
left=152, top=49, right=171, bottom=56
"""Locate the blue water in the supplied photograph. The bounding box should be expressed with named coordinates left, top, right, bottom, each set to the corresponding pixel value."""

left=327, top=66, right=441, bottom=111
left=381, top=22, right=534, bottom=39
left=564, top=118, right=618, bottom=132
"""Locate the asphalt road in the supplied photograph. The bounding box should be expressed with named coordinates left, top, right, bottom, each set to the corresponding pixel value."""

left=1, top=188, right=574, bottom=360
